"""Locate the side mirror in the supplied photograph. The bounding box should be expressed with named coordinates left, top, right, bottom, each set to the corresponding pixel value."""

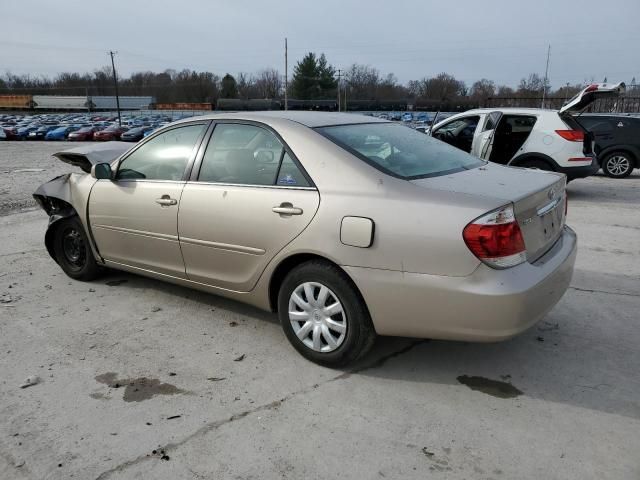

left=91, top=163, right=113, bottom=180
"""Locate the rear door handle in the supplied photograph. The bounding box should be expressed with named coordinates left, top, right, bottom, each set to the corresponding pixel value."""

left=155, top=195, right=177, bottom=206
left=272, top=203, right=303, bottom=216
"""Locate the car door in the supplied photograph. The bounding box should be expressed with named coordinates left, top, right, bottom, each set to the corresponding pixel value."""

left=178, top=122, right=320, bottom=292
left=475, top=111, right=503, bottom=160
left=88, top=122, right=209, bottom=278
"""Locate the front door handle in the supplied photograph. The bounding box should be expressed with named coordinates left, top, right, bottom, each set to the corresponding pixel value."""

left=272, top=202, right=303, bottom=216
left=155, top=195, right=177, bottom=206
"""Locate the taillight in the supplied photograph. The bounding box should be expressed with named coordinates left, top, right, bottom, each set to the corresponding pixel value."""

left=555, top=129, right=584, bottom=142
left=463, top=204, right=527, bottom=269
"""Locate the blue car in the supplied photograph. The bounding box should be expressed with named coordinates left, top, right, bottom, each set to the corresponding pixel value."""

left=401, top=112, right=413, bottom=122
left=45, top=126, right=79, bottom=141
left=16, top=126, right=39, bottom=140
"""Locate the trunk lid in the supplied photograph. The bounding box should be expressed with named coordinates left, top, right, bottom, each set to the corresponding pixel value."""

left=411, top=163, right=566, bottom=262
left=559, top=82, right=625, bottom=114
left=52, top=141, right=131, bottom=173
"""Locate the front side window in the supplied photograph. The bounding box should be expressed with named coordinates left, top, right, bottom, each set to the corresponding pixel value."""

left=431, top=116, right=480, bottom=153
left=198, top=123, right=285, bottom=185
left=318, top=123, right=484, bottom=179
left=116, top=124, right=206, bottom=181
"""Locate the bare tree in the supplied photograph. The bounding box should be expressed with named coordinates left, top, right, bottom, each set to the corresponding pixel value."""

left=254, top=68, right=281, bottom=98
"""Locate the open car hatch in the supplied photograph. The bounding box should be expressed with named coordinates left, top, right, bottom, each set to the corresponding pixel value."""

left=559, top=82, right=625, bottom=114
left=52, top=141, right=131, bottom=173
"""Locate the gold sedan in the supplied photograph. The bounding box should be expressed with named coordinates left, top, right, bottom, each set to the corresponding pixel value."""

left=34, top=112, right=576, bottom=366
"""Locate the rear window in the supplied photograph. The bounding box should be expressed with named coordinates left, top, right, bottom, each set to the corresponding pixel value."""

left=317, top=123, right=484, bottom=179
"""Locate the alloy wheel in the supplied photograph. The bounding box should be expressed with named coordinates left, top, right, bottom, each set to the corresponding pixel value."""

left=288, top=282, right=347, bottom=353
left=606, top=155, right=631, bottom=176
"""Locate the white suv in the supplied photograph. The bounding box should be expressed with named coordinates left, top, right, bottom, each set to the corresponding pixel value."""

left=430, top=82, right=625, bottom=181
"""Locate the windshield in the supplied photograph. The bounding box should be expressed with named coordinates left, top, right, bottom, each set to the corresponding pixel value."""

left=317, top=123, right=484, bottom=179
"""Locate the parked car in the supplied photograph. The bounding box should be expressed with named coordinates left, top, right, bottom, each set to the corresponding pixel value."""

left=120, top=126, right=153, bottom=142
left=94, top=125, right=128, bottom=141
left=45, top=126, right=79, bottom=141
left=68, top=127, right=97, bottom=141
left=401, top=112, right=413, bottom=122
left=1, top=127, right=19, bottom=140
left=16, top=126, right=39, bottom=140
left=0, top=128, right=6, bottom=140
left=34, top=112, right=576, bottom=366
left=429, top=83, right=625, bottom=181
left=28, top=125, right=59, bottom=140
left=577, top=114, right=640, bottom=178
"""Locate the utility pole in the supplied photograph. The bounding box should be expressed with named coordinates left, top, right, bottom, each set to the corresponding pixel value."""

left=336, top=69, right=342, bottom=112
left=109, top=51, right=122, bottom=126
left=541, top=44, right=551, bottom=109
left=284, top=38, right=288, bottom=111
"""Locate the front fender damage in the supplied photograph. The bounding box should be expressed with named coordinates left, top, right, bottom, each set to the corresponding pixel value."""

left=33, top=174, right=79, bottom=263
left=33, top=172, right=102, bottom=264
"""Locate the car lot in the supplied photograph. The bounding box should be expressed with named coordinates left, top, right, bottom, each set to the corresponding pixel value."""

left=1, top=141, right=639, bottom=479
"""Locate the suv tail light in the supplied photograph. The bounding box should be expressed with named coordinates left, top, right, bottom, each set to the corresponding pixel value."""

left=555, top=129, right=584, bottom=142
left=463, top=204, right=527, bottom=269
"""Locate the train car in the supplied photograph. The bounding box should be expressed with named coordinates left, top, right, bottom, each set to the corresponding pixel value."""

left=33, top=96, right=88, bottom=110
left=89, top=96, right=154, bottom=110
left=153, top=102, right=213, bottom=111
left=0, top=95, right=33, bottom=109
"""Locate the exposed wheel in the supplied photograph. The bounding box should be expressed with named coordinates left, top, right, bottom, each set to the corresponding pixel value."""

left=277, top=260, right=376, bottom=367
left=602, top=152, right=633, bottom=178
left=52, top=216, right=101, bottom=281
left=519, top=159, right=554, bottom=171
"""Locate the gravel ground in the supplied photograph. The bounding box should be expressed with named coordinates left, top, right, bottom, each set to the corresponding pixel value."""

left=1, top=141, right=639, bottom=479
left=0, top=141, right=93, bottom=215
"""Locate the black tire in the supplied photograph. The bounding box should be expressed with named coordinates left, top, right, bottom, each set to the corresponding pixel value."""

left=277, top=260, right=376, bottom=367
left=601, top=151, right=634, bottom=178
left=518, top=158, right=554, bottom=171
left=52, top=216, right=101, bottom=281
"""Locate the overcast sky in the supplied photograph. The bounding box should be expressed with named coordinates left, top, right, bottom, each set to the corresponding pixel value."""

left=2, top=0, right=638, bottom=88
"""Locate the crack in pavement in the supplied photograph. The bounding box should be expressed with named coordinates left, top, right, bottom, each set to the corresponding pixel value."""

left=569, top=286, right=639, bottom=298
left=94, top=339, right=427, bottom=480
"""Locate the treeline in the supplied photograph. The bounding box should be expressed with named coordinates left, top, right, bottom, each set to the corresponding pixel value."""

left=1, top=52, right=637, bottom=105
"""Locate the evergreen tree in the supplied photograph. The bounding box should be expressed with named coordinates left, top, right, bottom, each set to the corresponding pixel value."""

left=220, top=73, right=238, bottom=99
left=291, top=52, right=337, bottom=99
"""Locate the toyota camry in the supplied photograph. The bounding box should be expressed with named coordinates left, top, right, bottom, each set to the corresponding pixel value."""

left=34, top=112, right=576, bottom=366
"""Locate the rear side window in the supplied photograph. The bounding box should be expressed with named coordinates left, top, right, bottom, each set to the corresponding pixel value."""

left=318, top=122, right=484, bottom=179
left=198, top=123, right=311, bottom=187
left=116, top=124, right=206, bottom=181
left=277, top=152, right=310, bottom=187
left=198, top=124, right=284, bottom=185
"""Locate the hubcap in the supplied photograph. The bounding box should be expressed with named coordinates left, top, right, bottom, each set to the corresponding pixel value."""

left=62, top=228, right=86, bottom=269
left=288, top=282, right=347, bottom=353
left=607, top=155, right=630, bottom=176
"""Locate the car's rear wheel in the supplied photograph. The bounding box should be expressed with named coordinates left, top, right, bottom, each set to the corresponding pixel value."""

left=52, top=217, right=101, bottom=281
left=602, top=151, right=633, bottom=178
left=278, top=260, right=376, bottom=367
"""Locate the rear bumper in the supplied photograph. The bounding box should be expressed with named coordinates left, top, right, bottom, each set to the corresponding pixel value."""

left=345, top=226, right=577, bottom=341
left=556, top=156, right=599, bottom=180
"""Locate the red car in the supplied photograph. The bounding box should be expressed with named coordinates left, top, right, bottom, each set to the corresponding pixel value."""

left=93, top=125, right=128, bottom=141
left=2, top=127, right=19, bottom=140
left=68, top=127, right=97, bottom=141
